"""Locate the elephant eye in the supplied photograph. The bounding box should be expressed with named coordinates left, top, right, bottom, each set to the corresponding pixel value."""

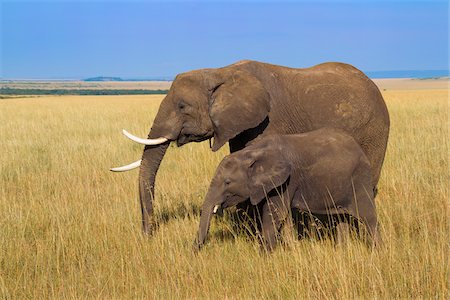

left=178, top=102, right=186, bottom=110
left=224, top=179, right=231, bottom=185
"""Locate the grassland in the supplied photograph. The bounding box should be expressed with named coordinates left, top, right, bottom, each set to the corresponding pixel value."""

left=0, top=90, right=448, bottom=298
left=0, top=80, right=172, bottom=90
left=0, top=81, right=171, bottom=97
left=2, top=77, right=448, bottom=97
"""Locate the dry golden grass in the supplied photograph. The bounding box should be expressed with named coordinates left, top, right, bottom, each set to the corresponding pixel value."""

left=373, top=78, right=449, bottom=90
left=0, top=91, right=448, bottom=298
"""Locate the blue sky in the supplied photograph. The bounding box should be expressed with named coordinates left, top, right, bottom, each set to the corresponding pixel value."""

left=1, top=0, right=448, bottom=79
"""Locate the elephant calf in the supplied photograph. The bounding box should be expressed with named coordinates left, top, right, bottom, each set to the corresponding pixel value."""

left=194, top=128, right=380, bottom=252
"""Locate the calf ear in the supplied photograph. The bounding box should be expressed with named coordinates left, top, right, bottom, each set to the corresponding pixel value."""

left=208, top=70, right=270, bottom=151
left=247, top=153, right=291, bottom=205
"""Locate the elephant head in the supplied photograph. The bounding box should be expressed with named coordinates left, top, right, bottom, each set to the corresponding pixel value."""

left=194, top=146, right=292, bottom=249
left=111, top=65, right=271, bottom=234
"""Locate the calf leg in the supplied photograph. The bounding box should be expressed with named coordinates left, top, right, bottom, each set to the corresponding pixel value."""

left=260, top=199, right=289, bottom=252
left=292, top=208, right=310, bottom=240
left=359, top=209, right=381, bottom=247
left=351, top=166, right=381, bottom=247
left=353, top=190, right=381, bottom=247
left=336, top=222, right=351, bottom=245
left=261, top=202, right=280, bottom=252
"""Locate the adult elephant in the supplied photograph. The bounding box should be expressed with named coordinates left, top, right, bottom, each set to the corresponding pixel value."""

left=111, top=60, right=390, bottom=235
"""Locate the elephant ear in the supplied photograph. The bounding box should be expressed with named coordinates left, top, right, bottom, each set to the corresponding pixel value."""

left=247, top=150, right=291, bottom=205
left=208, top=70, right=270, bottom=151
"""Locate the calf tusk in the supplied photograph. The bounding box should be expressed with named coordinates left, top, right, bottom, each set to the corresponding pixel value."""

left=110, top=159, right=142, bottom=172
left=122, top=129, right=169, bottom=145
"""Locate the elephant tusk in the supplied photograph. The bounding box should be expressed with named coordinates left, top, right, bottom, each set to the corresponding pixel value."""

left=110, top=159, right=142, bottom=172
left=122, top=129, right=169, bottom=145
left=213, top=205, right=221, bottom=214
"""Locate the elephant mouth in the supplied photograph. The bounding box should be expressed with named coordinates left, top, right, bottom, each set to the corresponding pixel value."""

left=222, top=195, right=246, bottom=209
left=176, top=132, right=212, bottom=147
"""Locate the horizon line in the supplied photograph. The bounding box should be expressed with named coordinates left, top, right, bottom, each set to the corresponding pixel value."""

left=1, top=69, right=449, bottom=81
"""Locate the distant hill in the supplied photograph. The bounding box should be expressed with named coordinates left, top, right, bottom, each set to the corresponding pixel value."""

left=84, top=76, right=124, bottom=82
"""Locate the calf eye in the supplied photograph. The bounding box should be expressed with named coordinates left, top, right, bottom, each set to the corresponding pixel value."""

left=178, top=102, right=185, bottom=110
left=225, top=179, right=231, bottom=185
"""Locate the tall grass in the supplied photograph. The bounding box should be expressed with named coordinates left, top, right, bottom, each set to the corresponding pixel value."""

left=0, top=91, right=448, bottom=298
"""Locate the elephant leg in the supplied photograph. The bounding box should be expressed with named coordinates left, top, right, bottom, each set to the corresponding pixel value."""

left=235, top=200, right=263, bottom=235
left=292, top=209, right=310, bottom=240
left=260, top=200, right=287, bottom=252
left=349, top=172, right=381, bottom=247
left=358, top=209, right=381, bottom=247
left=353, top=192, right=381, bottom=247
left=336, top=222, right=350, bottom=246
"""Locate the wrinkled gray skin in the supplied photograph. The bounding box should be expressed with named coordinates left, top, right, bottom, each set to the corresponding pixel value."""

left=194, top=128, right=381, bottom=252
left=138, top=60, right=389, bottom=234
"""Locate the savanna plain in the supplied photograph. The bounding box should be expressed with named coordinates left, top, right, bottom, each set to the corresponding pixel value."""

left=0, top=88, right=448, bottom=298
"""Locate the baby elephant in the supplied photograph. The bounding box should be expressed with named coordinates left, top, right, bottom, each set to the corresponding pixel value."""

left=193, top=128, right=380, bottom=252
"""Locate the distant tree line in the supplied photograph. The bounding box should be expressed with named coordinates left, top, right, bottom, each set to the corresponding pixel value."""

left=0, top=88, right=169, bottom=95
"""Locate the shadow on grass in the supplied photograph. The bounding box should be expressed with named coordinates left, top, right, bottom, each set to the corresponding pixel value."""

left=155, top=202, right=202, bottom=224
left=154, top=201, right=366, bottom=245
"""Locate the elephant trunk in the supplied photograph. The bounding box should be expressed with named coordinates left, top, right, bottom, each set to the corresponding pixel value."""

left=195, top=188, right=222, bottom=249
left=138, top=141, right=169, bottom=234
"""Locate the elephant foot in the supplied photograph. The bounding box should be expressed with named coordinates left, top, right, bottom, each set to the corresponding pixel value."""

left=192, top=239, right=202, bottom=254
